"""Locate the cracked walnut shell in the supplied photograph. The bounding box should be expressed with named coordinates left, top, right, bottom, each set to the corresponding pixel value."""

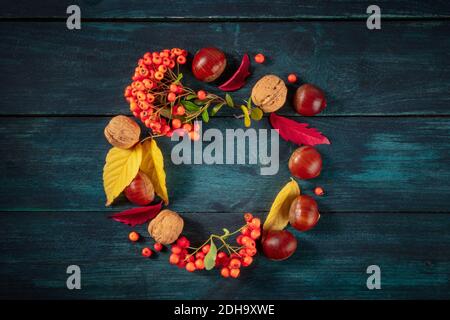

left=104, top=115, right=141, bottom=149
left=148, top=209, right=184, bottom=245
left=251, top=75, right=287, bottom=113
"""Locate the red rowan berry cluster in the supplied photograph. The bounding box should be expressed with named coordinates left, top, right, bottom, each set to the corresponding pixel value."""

left=169, top=213, right=261, bottom=278
left=124, top=48, right=254, bottom=139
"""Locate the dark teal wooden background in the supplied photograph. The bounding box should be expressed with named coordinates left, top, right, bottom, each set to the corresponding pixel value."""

left=0, top=0, right=449, bottom=299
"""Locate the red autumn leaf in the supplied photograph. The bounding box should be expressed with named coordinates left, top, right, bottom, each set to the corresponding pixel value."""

left=218, top=54, right=251, bottom=91
left=109, top=202, right=162, bottom=226
left=269, top=113, right=330, bottom=146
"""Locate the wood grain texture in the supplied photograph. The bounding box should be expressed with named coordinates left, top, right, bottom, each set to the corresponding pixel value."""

left=0, top=117, right=448, bottom=213
left=1, top=21, right=450, bottom=116
left=1, top=0, right=450, bottom=19
left=0, top=210, right=449, bottom=299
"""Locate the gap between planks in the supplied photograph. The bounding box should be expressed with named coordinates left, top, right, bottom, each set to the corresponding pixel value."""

left=0, top=16, right=450, bottom=23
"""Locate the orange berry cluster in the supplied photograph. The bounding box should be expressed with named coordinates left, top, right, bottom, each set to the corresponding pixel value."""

left=169, top=213, right=261, bottom=279
left=123, top=48, right=199, bottom=138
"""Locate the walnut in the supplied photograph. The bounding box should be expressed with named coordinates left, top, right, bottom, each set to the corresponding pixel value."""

left=104, top=115, right=140, bottom=149
left=148, top=209, right=184, bottom=245
left=251, top=75, right=287, bottom=113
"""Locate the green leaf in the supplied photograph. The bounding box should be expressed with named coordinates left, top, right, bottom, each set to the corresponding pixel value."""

left=204, top=239, right=217, bottom=271
left=173, top=73, right=183, bottom=84
left=159, top=107, right=172, bottom=119
left=241, top=105, right=251, bottom=128
left=202, top=109, right=209, bottom=123
left=180, top=100, right=200, bottom=112
left=247, top=98, right=252, bottom=110
left=225, top=94, right=234, bottom=108
left=194, top=99, right=206, bottom=106
left=211, top=103, right=225, bottom=116
left=185, top=94, right=197, bottom=100
left=250, top=107, right=263, bottom=121
left=222, top=228, right=230, bottom=236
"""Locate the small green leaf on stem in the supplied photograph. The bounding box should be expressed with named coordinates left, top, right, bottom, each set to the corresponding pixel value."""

left=211, top=103, right=225, bottom=116
left=186, top=94, right=197, bottom=100
left=173, top=73, right=183, bottom=84
left=250, top=107, right=263, bottom=121
left=240, top=105, right=251, bottom=127
left=204, top=239, right=217, bottom=270
left=225, top=94, right=234, bottom=108
left=202, top=109, right=210, bottom=123
left=181, top=100, right=200, bottom=112
left=222, top=228, right=230, bottom=236
left=247, top=98, right=252, bottom=110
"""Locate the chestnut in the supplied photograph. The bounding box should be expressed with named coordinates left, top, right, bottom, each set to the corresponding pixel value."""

left=289, top=195, right=320, bottom=232
left=192, top=47, right=227, bottom=82
left=293, top=84, right=326, bottom=116
left=288, top=146, right=322, bottom=180
left=262, top=230, right=297, bottom=261
left=124, top=171, right=155, bottom=206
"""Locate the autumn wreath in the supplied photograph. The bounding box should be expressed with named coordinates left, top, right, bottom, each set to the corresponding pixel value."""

left=102, top=47, right=330, bottom=278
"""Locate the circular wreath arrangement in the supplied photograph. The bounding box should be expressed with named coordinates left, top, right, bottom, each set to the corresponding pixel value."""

left=102, top=47, right=330, bottom=279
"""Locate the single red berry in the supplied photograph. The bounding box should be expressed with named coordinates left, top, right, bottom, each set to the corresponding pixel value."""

left=236, top=235, right=244, bottom=245
left=186, top=262, right=196, bottom=272
left=154, top=243, right=163, bottom=252
left=288, top=73, right=297, bottom=83
left=249, top=218, right=261, bottom=229
left=171, top=245, right=182, bottom=254
left=177, top=236, right=190, bottom=248
left=238, top=249, right=248, bottom=257
left=177, top=55, right=187, bottom=64
left=241, top=236, right=252, bottom=246
left=142, top=247, right=153, bottom=257
left=195, top=259, right=205, bottom=270
left=177, top=106, right=186, bottom=116
left=229, top=258, right=242, bottom=269
left=314, top=186, right=325, bottom=196
left=128, top=231, right=139, bottom=242
left=197, top=90, right=207, bottom=100
left=202, top=244, right=210, bottom=254
left=254, top=53, right=265, bottom=64
left=242, top=256, right=253, bottom=267
left=230, top=268, right=241, bottom=278
left=246, top=239, right=256, bottom=248
left=195, top=252, right=205, bottom=260
left=172, top=118, right=182, bottom=129
left=189, top=131, right=200, bottom=141
left=250, top=229, right=261, bottom=240
left=169, top=84, right=178, bottom=93
left=154, top=71, right=164, bottom=81
left=244, top=213, right=253, bottom=222
left=216, top=252, right=229, bottom=264
left=221, top=267, right=230, bottom=278
left=168, top=92, right=177, bottom=102
left=241, top=226, right=250, bottom=236
left=246, top=247, right=257, bottom=257
left=183, top=123, right=192, bottom=132
left=169, top=254, right=180, bottom=265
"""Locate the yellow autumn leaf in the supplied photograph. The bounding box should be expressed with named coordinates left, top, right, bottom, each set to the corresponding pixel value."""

left=103, top=143, right=143, bottom=206
left=140, top=139, right=169, bottom=205
left=263, top=179, right=300, bottom=231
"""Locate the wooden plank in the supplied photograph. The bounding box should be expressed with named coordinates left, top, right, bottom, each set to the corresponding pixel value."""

left=0, top=210, right=449, bottom=299
left=1, top=0, right=449, bottom=19
left=0, top=117, right=448, bottom=213
left=0, top=21, right=449, bottom=116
